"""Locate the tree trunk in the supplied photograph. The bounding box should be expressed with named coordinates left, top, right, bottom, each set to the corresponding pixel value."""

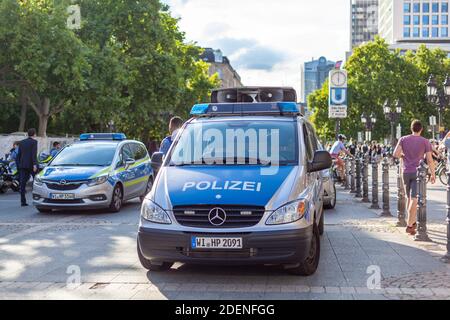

left=37, top=97, right=50, bottom=137
left=18, top=92, right=27, bottom=132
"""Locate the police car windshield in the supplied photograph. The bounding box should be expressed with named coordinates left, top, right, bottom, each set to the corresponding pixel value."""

left=168, top=120, right=298, bottom=166
left=51, top=143, right=117, bottom=167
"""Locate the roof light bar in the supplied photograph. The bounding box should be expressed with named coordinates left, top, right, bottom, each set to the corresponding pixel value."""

left=79, top=133, right=127, bottom=141
left=190, top=102, right=301, bottom=117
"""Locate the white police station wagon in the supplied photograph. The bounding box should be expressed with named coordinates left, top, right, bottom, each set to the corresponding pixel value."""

left=33, top=133, right=153, bottom=213
left=138, top=101, right=331, bottom=276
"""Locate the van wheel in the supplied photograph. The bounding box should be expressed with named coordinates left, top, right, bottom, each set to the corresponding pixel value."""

left=137, top=241, right=173, bottom=271
left=140, top=178, right=153, bottom=203
left=109, top=184, right=123, bottom=213
left=287, top=223, right=320, bottom=276
left=318, top=211, right=324, bottom=236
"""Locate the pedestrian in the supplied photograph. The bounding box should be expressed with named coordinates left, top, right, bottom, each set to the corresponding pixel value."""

left=160, top=116, right=183, bottom=156
left=49, top=141, right=61, bottom=158
left=8, top=141, right=20, bottom=162
left=393, top=120, right=436, bottom=236
left=16, top=128, right=38, bottom=207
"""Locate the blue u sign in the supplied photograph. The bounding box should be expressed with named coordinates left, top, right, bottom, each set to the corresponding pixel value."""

left=329, top=88, right=347, bottom=106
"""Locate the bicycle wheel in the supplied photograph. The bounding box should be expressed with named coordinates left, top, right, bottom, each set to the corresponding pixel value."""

left=439, top=169, right=448, bottom=185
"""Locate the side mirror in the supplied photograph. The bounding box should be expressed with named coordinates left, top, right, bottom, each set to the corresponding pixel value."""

left=151, top=152, right=164, bottom=174
left=125, top=158, right=136, bottom=168
left=308, top=151, right=332, bottom=173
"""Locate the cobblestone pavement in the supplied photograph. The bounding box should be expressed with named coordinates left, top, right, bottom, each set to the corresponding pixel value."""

left=0, top=183, right=449, bottom=300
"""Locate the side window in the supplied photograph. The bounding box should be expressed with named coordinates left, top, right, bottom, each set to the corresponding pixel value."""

left=116, top=144, right=133, bottom=168
left=302, top=123, right=314, bottom=162
left=131, top=143, right=148, bottom=160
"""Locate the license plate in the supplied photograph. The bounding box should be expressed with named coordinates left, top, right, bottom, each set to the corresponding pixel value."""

left=50, top=193, right=75, bottom=200
left=191, top=237, right=243, bottom=249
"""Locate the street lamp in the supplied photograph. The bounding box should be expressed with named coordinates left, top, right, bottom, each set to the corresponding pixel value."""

left=383, top=99, right=402, bottom=146
left=361, top=112, right=377, bottom=142
left=426, top=74, right=450, bottom=139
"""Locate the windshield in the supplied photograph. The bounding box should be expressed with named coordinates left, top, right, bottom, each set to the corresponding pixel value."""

left=168, top=120, right=298, bottom=166
left=51, top=143, right=117, bottom=167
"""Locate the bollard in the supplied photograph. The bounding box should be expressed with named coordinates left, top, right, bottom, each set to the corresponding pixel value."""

left=415, top=160, right=431, bottom=242
left=355, top=156, right=362, bottom=198
left=381, top=156, right=392, bottom=217
left=350, top=157, right=356, bottom=194
left=362, top=153, right=370, bottom=203
left=344, top=157, right=350, bottom=190
left=396, top=159, right=407, bottom=227
left=370, top=156, right=380, bottom=209
left=441, top=169, right=450, bottom=263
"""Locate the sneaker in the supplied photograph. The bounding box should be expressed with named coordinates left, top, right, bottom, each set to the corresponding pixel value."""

left=406, top=225, right=417, bottom=236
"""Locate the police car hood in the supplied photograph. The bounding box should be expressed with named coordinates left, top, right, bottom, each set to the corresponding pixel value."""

left=157, top=166, right=297, bottom=208
left=39, top=166, right=108, bottom=181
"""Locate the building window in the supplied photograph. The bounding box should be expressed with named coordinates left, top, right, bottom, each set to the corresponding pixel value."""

left=413, top=27, right=420, bottom=37
left=404, top=15, right=411, bottom=24
left=443, top=2, right=449, bottom=12
left=423, top=27, right=430, bottom=37
left=414, top=15, right=420, bottom=24
left=404, top=27, right=411, bottom=37
left=443, top=15, right=449, bottom=24
left=423, top=15, right=430, bottom=24
left=432, top=14, right=439, bottom=24
left=432, top=2, right=439, bottom=12
left=432, top=27, right=439, bottom=36
left=404, top=3, right=411, bottom=13
left=423, top=2, right=430, bottom=12
left=413, top=2, right=421, bottom=12
left=442, top=27, right=449, bottom=37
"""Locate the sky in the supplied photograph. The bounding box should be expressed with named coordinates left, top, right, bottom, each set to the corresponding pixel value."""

left=162, top=0, right=350, bottom=99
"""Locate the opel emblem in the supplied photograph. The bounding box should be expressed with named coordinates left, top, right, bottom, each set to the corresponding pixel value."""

left=59, top=180, right=67, bottom=185
left=208, top=207, right=227, bottom=226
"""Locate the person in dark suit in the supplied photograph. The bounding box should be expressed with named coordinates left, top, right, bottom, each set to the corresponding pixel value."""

left=16, top=128, right=38, bottom=206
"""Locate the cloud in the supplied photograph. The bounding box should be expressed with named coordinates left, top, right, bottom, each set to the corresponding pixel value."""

left=210, top=37, right=257, bottom=56
left=233, top=45, right=286, bottom=71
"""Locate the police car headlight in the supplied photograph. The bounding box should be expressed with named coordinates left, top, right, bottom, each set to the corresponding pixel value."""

left=34, top=175, right=43, bottom=186
left=141, top=199, right=172, bottom=224
left=87, top=175, right=109, bottom=187
left=266, top=199, right=309, bottom=225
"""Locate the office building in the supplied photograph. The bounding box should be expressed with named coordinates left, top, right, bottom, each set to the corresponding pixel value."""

left=301, top=57, right=336, bottom=103
left=200, top=48, right=243, bottom=88
left=351, top=0, right=380, bottom=49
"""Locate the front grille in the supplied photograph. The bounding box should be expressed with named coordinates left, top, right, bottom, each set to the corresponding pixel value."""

left=44, top=199, right=84, bottom=204
left=180, top=248, right=254, bottom=259
left=45, top=182, right=83, bottom=191
left=173, top=205, right=265, bottom=228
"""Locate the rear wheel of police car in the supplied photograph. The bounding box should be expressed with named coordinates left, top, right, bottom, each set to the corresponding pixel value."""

left=137, top=241, right=174, bottom=271
left=140, top=178, right=153, bottom=203
left=288, top=222, right=320, bottom=276
left=109, top=184, right=123, bottom=213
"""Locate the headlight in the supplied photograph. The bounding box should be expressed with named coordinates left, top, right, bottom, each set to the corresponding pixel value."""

left=87, top=175, right=109, bottom=187
left=34, top=175, right=43, bottom=186
left=266, top=199, right=309, bottom=225
left=141, top=199, right=172, bottom=224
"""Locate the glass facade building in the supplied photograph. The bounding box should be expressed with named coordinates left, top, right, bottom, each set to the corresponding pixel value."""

left=301, top=57, right=335, bottom=103
left=351, top=0, right=379, bottom=49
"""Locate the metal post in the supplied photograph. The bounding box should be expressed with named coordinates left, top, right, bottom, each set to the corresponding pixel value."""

left=371, top=156, right=380, bottom=209
left=355, top=156, right=362, bottom=198
left=362, top=153, right=370, bottom=203
left=350, top=157, right=356, bottom=193
left=396, top=159, right=407, bottom=227
left=381, top=156, right=392, bottom=216
left=415, top=160, right=431, bottom=242
left=441, top=169, right=450, bottom=263
left=344, top=157, right=350, bottom=190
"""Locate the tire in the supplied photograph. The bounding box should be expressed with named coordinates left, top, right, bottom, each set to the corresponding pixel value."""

left=109, top=184, right=123, bottom=213
left=439, top=169, right=448, bottom=185
left=137, top=241, right=173, bottom=272
left=318, top=211, right=324, bottom=236
left=324, top=183, right=336, bottom=210
left=37, top=207, right=52, bottom=213
left=287, top=222, right=321, bottom=276
left=139, top=178, right=153, bottom=203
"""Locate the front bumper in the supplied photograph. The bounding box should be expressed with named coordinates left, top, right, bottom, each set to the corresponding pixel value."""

left=32, top=181, right=113, bottom=210
left=137, top=226, right=313, bottom=265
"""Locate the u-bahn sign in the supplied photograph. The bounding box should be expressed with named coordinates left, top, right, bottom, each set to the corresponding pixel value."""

left=328, top=70, right=348, bottom=119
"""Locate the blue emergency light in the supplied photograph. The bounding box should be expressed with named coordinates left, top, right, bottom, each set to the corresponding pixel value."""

left=190, top=102, right=301, bottom=117
left=79, top=133, right=127, bottom=141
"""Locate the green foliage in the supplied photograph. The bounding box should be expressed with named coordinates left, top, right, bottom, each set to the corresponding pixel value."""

left=309, top=37, right=450, bottom=143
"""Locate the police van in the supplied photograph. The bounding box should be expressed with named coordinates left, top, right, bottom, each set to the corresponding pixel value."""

left=138, top=94, right=331, bottom=276
left=33, top=133, right=153, bottom=213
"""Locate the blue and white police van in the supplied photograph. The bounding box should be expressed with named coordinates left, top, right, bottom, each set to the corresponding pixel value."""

left=33, top=133, right=153, bottom=213
left=137, top=99, right=332, bottom=276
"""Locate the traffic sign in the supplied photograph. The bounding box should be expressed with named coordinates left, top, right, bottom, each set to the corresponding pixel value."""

left=329, top=70, right=348, bottom=119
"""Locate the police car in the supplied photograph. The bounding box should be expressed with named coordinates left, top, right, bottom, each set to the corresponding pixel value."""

left=137, top=100, right=332, bottom=276
left=33, top=133, right=153, bottom=213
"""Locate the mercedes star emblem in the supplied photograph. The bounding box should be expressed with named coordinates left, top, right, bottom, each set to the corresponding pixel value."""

left=208, top=207, right=227, bottom=226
